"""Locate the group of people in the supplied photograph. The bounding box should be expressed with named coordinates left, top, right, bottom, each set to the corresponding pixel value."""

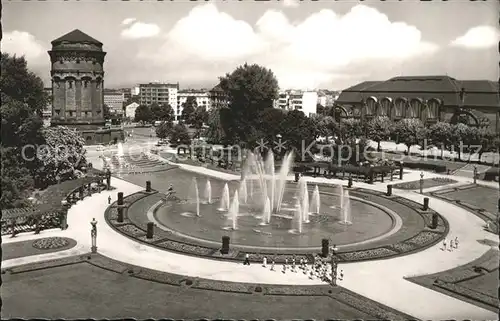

left=442, top=236, right=459, bottom=251
left=243, top=254, right=344, bottom=283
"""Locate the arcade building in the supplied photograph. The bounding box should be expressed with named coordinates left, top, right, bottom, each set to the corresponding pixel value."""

left=48, top=29, right=124, bottom=145
left=335, top=76, right=500, bottom=134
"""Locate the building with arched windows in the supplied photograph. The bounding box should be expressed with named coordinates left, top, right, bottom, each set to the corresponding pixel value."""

left=48, top=29, right=124, bottom=144
left=335, top=76, right=500, bottom=133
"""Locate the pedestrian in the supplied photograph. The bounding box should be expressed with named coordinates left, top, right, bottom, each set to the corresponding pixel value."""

left=282, top=263, right=286, bottom=274
left=339, top=270, right=344, bottom=281
left=244, top=253, right=250, bottom=265
left=262, top=257, right=267, bottom=268
left=309, top=269, right=314, bottom=279
left=449, top=240, right=454, bottom=251
left=108, top=195, right=111, bottom=204
left=442, top=238, right=447, bottom=251
left=454, top=236, right=459, bottom=248
left=292, top=257, right=296, bottom=272
left=270, top=260, right=275, bottom=271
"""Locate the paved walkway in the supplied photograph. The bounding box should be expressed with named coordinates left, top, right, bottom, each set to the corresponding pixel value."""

left=2, top=167, right=498, bottom=319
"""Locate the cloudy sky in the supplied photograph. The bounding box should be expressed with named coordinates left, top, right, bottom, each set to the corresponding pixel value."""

left=3, top=0, right=498, bottom=90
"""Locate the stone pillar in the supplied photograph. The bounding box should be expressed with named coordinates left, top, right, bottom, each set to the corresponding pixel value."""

left=117, top=207, right=124, bottom=223
left=146, top=181, right=152, bottom=192
left=423, top=197, right=430, bottom=211
left=380, top=172, right=384, bottom=183
left=473, top=166, right=478, bottom=184
left=387, top=184, right=393, bottom=196
left=117, top=192, right=124, bottom=206
left=60, top=211, right=68, bottom=230
left=399, top=163, right=404, bottom=180
left=369, top=171, right=374, bottom=184
left=322, top=238, right=329, bottom=258
left=146, top=222, right=154, bottom=239
left=294, top=172, right=300, bottom=182
left=390, top=170, right=394, bottom=181
left=430, top=213, right=438, bottom=229
left=348, top=176, right=353, bottom=188
left=221, top=236, right=230, bottom=254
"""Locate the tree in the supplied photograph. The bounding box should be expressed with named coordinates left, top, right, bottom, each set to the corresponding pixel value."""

left=428, top=122, right=453, bottom=158
left=316, top=103, right=325, bottom=115
left=150, top=103, right=175, bottom=122
left=182, top=96, right=197, bottom=124
left=256, top=108, right=286, bottom=142
left=170, top=123, right=191, bottom=146
left=366, top=116, right=392, bottom=151
left=450, top=123, right=471, bottom=161
left=0, top=53, right=48, bottom=208
left=340, top=118, right=363, bottom=143
left=393, top=118, right=427, bottom=155
left=281, top=110, right=316, bottom=157
left=317, top=116, right=339, bottom=142
left=205, top=108, right=228, bottom=145
left=156, top=121, right=173, bottom=140
left=218, top=63, right=279, bottom=144
left=33, top=126, right=87, bottom=188
left=134, top=105, right=153, bottom=123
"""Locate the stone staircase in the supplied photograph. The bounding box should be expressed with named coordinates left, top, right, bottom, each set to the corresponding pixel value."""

left=452, top=163, right=491, bottom=179
left=104, top=153, right=174, bottom=174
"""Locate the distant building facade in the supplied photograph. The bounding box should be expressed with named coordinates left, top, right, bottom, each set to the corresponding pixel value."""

left=43, top=87, right=52, bottom=126
left=48, top=29, right=123, bottom=144
left=139, top=82, right=178, bottom=109
left=104, top=89, right=125, bottom=115
left=209, top=84, right=228, bottom=110
left=276, top=90, right=318, bottom=117
left=336, top=76, right=500, bottom=133
left=176, top=89, right=210, bottom=120
left=124, top=102, right=140, bottom=119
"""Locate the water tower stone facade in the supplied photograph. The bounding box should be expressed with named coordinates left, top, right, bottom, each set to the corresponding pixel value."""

left=48, top=29, right=123, bottom=145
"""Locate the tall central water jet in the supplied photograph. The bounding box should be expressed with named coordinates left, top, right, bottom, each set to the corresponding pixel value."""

left=190, top=177, right=201, bottom=217
left=239, top=179, right=248, bottom=204
left=219, top=183, right=230, bottom=211
left=339, top=190, right=353, bottom=225
left=229, top=190, right=240, bottom=230
left=311, top=185, right=321, bottom=214
left=293, top=199, right=303, bottom=233
left=261, top=197, right=271, bottom=225
left=204, top=179, right=212, bottom=204
left=302, top=187, right=310, bottom=223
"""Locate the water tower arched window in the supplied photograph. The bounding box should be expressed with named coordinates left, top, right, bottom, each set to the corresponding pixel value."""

left=365, top=98, right=376, bottom=116
left=426, top=99, right=439, bottom=119
left=408, top=99, right=420, bottom=118
left=379, top=98, right=391, bottom=116
left=393, top=98, right=405, bottom=118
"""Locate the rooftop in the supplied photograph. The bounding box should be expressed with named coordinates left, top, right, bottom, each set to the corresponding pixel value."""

left=51, top=29, right=103, bottom=46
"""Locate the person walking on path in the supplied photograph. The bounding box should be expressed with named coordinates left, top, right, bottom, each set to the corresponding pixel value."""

left=262, top=257, right=267, bottom=268
left=449, top=239, right=454, bottom=251
left=270, top=260, right=275, bottom=271
left=108, top=195, right=112, bottom=204
left=454, top=236, right=459, bottom=249
left=441, top=238, right=447, bottom=251
left=244, top=253, right=250, bottom=265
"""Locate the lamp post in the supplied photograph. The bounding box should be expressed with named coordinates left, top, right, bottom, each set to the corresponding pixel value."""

left=90, top=218, right=97, bottom=253
left=419, top=171, right=424, bottom=194
left=330, top=244, right=339, bottom=286
left=60, top=199, right=69, bottom=230
left=276, top=134, right=282, bottom=160
left=473, top=166, right=478, bottom=184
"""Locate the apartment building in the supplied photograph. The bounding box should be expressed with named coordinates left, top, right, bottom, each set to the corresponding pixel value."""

left=176, top=89, right=210, bottom=120
left=276, top=90, right=318, bottom=117
left=104, top=90, right=126, bottom=115
left=139, top=82, right=179, bottom=110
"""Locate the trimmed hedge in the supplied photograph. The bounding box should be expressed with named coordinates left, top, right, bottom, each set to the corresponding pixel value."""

left=395, top=161, right=447, bottom=173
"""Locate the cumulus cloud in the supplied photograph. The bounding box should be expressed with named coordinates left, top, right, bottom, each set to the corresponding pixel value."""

left=121, top=21, right=160, bottom=39
left=122, top=18, right=137, bottom=25
left=283, top=0, right=299, bottom=8
left=138, top=4, right=438, bottom=88
left=2, top=31, right=46, bottom=62
left=450, top=26, right=498, bottom=49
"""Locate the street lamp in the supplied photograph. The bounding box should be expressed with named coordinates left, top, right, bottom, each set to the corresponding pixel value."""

left=90, top=218, right=98, bottom=253
left=330, top=244, right=339, bottom=286
left=420, top=171, right=424, bottom=194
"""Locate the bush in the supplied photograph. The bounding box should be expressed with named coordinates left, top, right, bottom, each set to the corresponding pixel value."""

left=483, top=167, right=499, bottom=181
left=396, top=161, right=447, bottom=173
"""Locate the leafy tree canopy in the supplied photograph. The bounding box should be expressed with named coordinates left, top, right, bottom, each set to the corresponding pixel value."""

left=170, top=123, right=191, bottom=145
left=182, top=96, right=197, bottom=124
left=156, top=121, right=173, bottom=140
left=135, top=105, right=153, bottom=123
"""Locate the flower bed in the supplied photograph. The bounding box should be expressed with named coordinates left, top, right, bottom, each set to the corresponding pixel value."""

left=32, top=237, right=70, bottom=250
left=238, top=252, right=310, bottom=264
left=389, top=241, right=418, bottom=253
left=192, top=280, right=253, bottom=294
left=393, top=177, right=457, bottom=190
left=156, top=240, right=214, bottom=256
left=134, top=268, right=185, bottom=286
left=137, top=234, right=164, bottom=243
left=437, top=269, right=480, bottom=283
left=265, top=285, right=326, bottom=296
left=339, top=247, right=397, bottom=261
left=406, top=231, right=441, bottom=246
left=123, top=192, right=149, bottom=206
left=117, top=224, right=146, bottom=237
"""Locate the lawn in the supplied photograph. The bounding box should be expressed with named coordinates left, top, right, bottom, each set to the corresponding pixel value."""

left=2, top=262, right=376, bottom=320
left=440, top=186, right=498, bottom=214
left=392, top=177, right=457, bottom=190
left=2, top=237, right=77, bottom=261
